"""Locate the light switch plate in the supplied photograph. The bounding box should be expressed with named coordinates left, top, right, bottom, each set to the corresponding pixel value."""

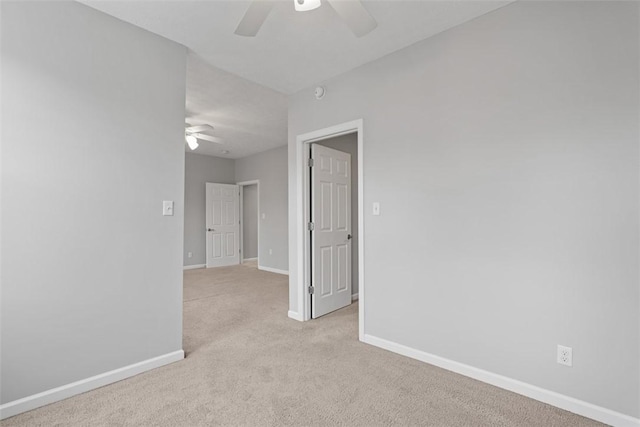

left=373, top=202, right=380, bottom=216
left=163, top=201, right=174, bottom=216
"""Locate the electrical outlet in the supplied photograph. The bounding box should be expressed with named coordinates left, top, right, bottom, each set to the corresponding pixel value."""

left=269, top=249, right=273, bottom=255
left=557, top=345, right=572, bottom=367
left=188, top=252, right=192, bottom=258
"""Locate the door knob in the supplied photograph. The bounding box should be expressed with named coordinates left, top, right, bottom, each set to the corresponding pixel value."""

left=208, top=228, right=215, bottom=232
left=347, top=234, right=352, bottom=240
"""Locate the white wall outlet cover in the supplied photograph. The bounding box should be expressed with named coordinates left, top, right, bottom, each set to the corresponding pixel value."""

left=372, top=202, right=380, bottom=216
left=163, top=200, right=174, bottom=216
left=557, top=345, right=573, bottom=367
left=261, top=213, right=266, bottom=219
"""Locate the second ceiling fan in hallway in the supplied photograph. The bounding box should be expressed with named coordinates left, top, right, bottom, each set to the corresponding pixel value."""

left=235, top=0, right=378, bottom=38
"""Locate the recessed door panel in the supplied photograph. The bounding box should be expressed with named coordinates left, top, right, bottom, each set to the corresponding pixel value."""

left=225, top=201, right=236, bottom=226
left=337, top=183, right=348, bottom=231
left=320, top=181, right=332, bottom=231
left=319, top=246, right=333, bottom=296
left=337, top=244, right=348, bottom=291
left=336, top=158, right=348, bottom=178
left=212, top=200, right=222, bottom=226
left=213, top=234, right=222, bottom=258
left=225, top=232, right=235, bottom=257
left=320, top=154, right=332, bottom=173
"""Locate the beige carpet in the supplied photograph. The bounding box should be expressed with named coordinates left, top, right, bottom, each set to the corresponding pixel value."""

left=242, top=259, right=258, bottom=268
left=3, top=264, right=602, bottom=426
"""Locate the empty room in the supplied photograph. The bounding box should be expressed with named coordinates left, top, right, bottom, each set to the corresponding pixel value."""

left=1, top=1, right=638, bottom=426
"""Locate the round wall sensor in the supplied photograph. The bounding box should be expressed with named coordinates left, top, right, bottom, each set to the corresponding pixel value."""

left=314, top=86, right=326, bottom=100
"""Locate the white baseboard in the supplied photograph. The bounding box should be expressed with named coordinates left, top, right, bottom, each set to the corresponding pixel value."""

left=0, top=350, right=184, bottom=420
left=362, top=335, right=639, bottom=427
left=242, top=257, right=257, bottom=261
left=288, top=310, right=303, bottom=321
left=258, top=265, right=289, bottom=275
left=183, top=264, right=205, bottom=270
left=351, top=293, right=359, bottom=302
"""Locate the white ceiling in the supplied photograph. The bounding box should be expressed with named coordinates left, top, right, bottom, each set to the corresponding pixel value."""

left=185, top=54, right=288, bottom=159
left=80, top=0, right=513, bottom=158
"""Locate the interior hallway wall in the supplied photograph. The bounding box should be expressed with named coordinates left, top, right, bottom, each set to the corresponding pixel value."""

left=236, top=145, right=288, bottom=272
left=184, top=153, right=235, bottom=266
left=1, top=0, right=186, bottom=405
left=288, top=1, right=639, bottom=418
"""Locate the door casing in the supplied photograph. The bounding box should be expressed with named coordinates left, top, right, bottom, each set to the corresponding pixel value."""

left=293, top=119, right=365, bottom=341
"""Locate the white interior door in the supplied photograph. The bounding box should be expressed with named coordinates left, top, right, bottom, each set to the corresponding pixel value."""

left=311, top=144, right=352, bottom=318
left=206, top=183, right=240, bottom=268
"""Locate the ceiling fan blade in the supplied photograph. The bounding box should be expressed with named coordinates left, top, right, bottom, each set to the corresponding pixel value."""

left=327, top=0, right=377, bottom=37
left=194, top=133, right=224, bottom=144
left=185, top=124, right=215, bottom=134
left=234, top=0, right=274, bottom=37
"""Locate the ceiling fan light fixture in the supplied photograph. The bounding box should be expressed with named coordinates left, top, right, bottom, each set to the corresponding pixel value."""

left=295, top=0, right=321, bottom=12
left=186, top=135, right=199, bottom=150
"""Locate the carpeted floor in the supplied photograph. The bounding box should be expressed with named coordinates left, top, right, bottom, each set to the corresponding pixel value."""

left=3, top=264, right=602, bottom=426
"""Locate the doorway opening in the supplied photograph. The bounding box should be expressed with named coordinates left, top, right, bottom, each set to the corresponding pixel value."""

left=293, top=119, right=364, bottom=339
left=238, top=180, right=260, bottom=267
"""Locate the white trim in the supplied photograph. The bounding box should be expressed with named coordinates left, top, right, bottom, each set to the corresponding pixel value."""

left=293, top=119, right=365, bottom=341
left=0, top=350, right=184, bottom=420
left=258, top=265, right=289, bottom=275
left=183, top=264, right=205, bottom=270
left=362, top=334, right=639, bottom=427
left=351, top=293, right=359, bottom=302
left=288, top=310, right=304, bottom=321
left=242, top=257, right=257, bottom=262
left=237, top=180, right=260, bottom=265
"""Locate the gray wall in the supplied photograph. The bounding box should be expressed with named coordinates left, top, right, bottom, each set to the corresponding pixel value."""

left=288, top=1, right=639, bottom=418
left=184, top=153, right=235, bottom=266
left=236, top=146, right=288, bottom=272
left=316, top=134, right=359, bottom=296
left=1, top=1, right=186, bottom=404
left=242, top=184, right=259, bottom=259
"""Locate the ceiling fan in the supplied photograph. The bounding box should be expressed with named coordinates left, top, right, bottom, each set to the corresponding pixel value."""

left=185, top=123, right=223, bottom=150
left=235, top=0, right=377, bottom=38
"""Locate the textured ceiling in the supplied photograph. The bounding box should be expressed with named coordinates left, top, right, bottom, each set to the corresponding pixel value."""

left=80, top=0, right=514, bottom=158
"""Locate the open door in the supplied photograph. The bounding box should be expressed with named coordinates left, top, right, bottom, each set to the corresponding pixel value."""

left=206, top=183, right=240, bottom=268
left=311, top=144, right=352, bottom=318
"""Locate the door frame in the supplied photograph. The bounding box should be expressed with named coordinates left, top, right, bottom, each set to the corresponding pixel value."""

left=293, top=119, right=364, bottom=340
left=237, top=180, right=260, bottom=265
